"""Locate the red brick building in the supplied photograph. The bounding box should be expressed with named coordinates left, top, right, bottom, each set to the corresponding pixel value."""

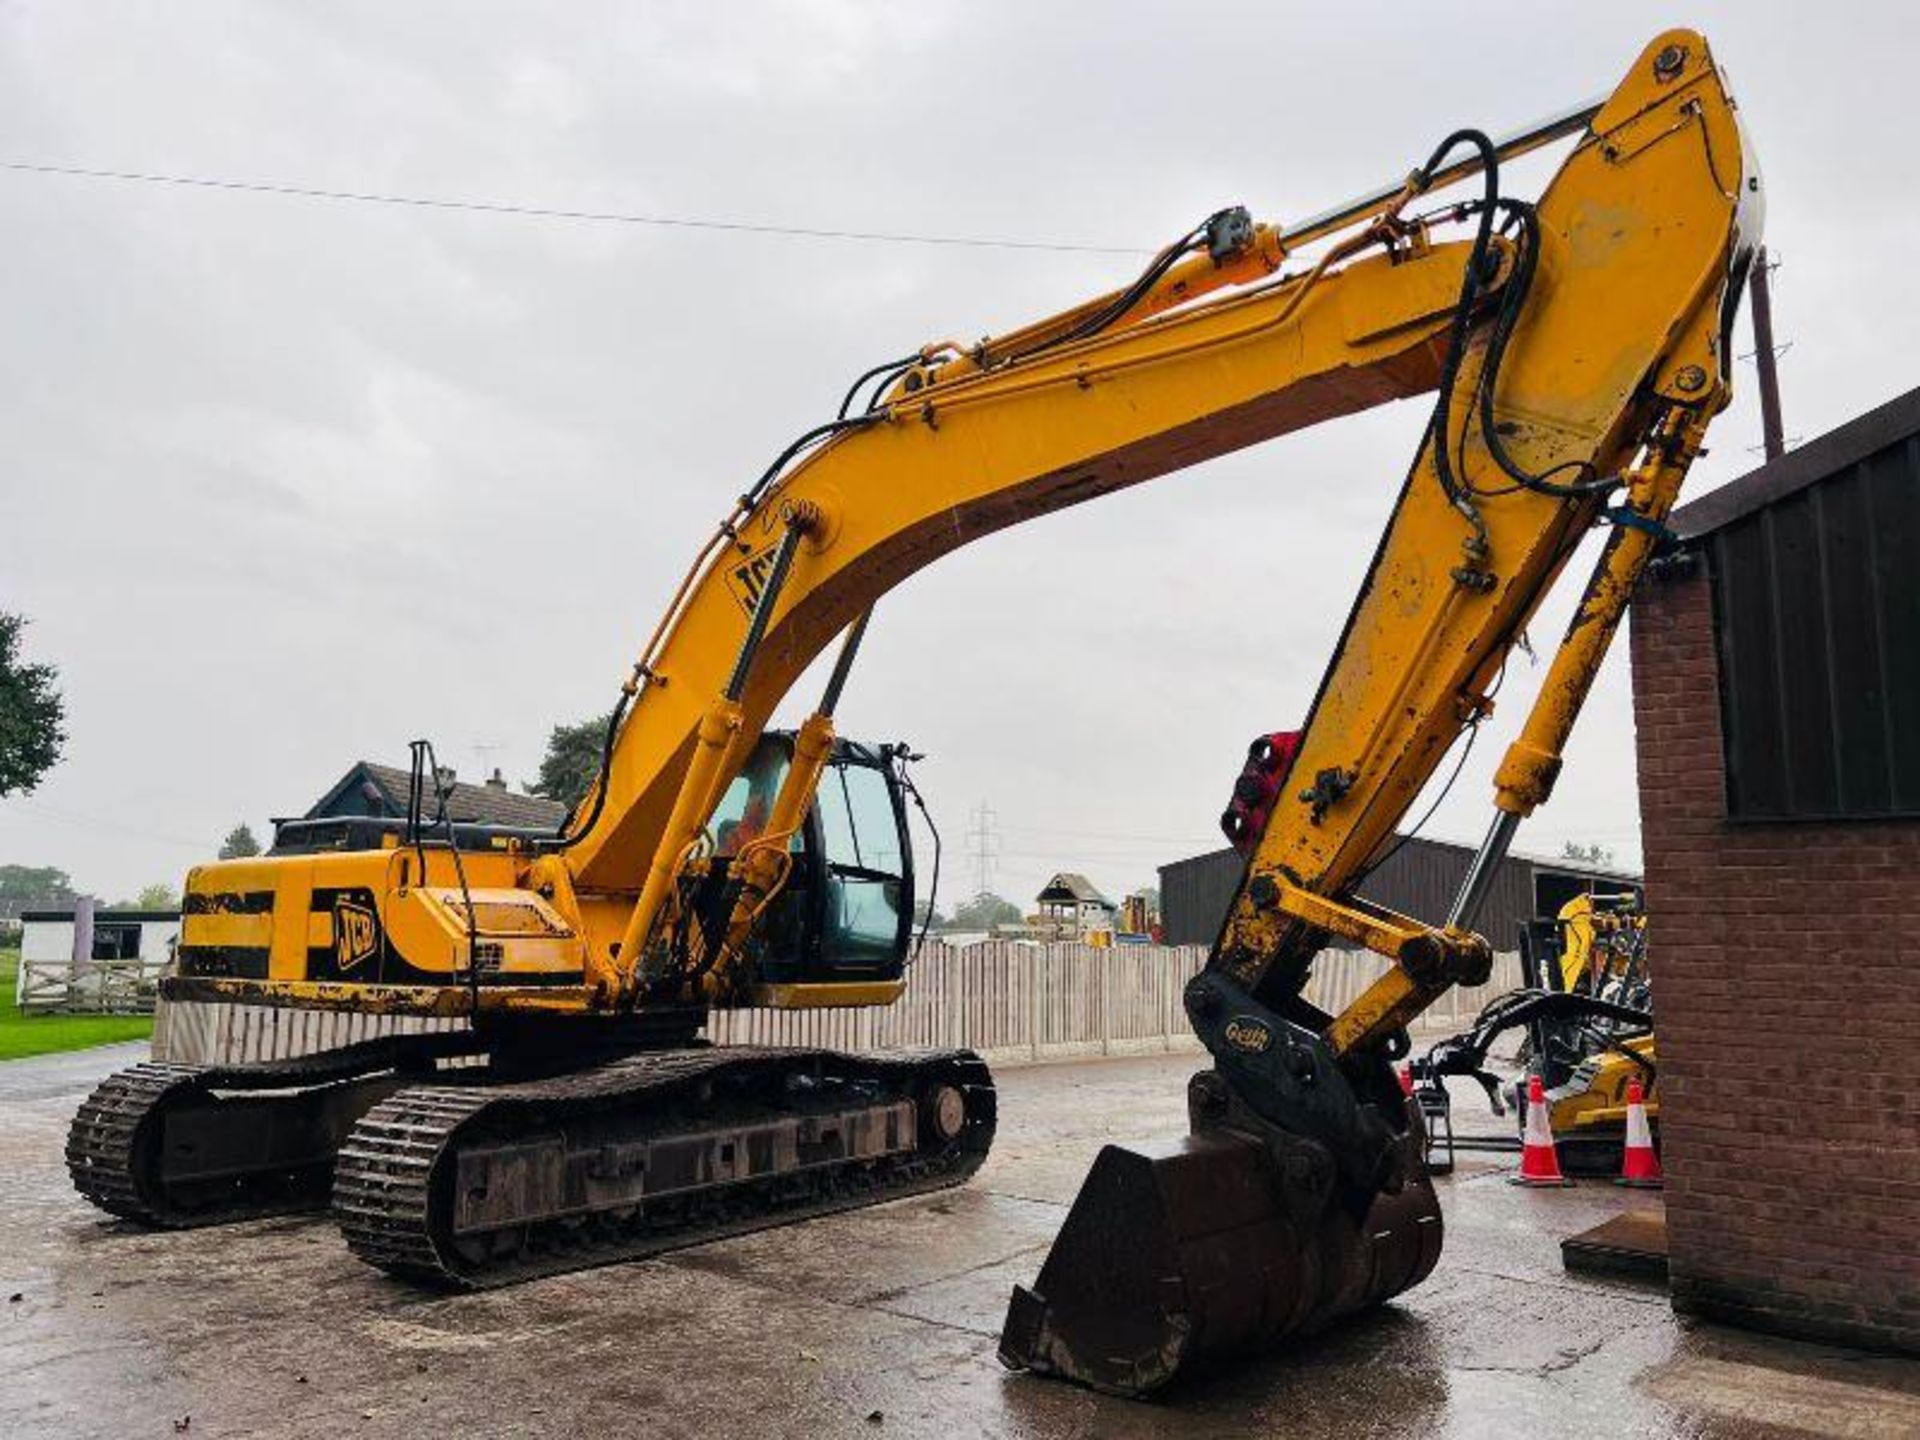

left=1630, top=387, right=1920, bottom=1353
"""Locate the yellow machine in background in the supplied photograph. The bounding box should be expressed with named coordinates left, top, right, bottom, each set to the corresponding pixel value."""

left=1419, top=892, right=1656, bottom=1172
left=1548, top=1031, right=1658, bottom=1161
left=71, top=29, right=1752, bottom=1397
left=1539, top=893, right=1657, bottom=1159
left=1556, top=893, right=1649, bottom=999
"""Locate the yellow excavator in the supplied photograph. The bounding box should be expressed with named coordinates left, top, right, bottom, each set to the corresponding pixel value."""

left=1417, top=891, right=1656, bottom=1172
left=69, top=30, right=1757, bottom=1397
left=1536, top=894, right=1658, bottom=1159
left=1556, top=893, right=1647, bottom=998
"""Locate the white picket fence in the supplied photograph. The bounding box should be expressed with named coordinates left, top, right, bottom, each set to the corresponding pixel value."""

left=17, top=955, right=169, bottom=1015
left=153, top=1002, right=462, bottom=1066
left=152, top=941, right=1522, bottom=1068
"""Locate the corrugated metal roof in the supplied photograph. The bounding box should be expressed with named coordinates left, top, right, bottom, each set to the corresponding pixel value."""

left=1157, top=834, right=1640, bottom=950
left=1688, top=397, right=1920, bottom=821
left=1671, top=385, right=1920, bottom=540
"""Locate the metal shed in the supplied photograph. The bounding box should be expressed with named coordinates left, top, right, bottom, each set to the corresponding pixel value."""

left=1667, top=385, right=1920, bottom=821
left=1158, top=836, right=1639, bottom=951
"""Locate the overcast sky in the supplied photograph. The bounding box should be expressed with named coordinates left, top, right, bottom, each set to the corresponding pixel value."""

left=2, top=2, right=1911, bottom=913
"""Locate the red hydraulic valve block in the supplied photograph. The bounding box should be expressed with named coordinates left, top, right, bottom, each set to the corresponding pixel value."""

left=1220, top=730, right=1302, bottom=855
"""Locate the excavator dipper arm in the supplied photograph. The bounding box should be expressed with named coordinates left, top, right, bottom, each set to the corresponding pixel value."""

left=999, top=31, right=1757, bottom=1393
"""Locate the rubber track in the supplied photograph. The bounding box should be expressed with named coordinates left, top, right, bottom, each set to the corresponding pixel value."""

left=66, top=1063, right=209, bottom=1224
left=66, top=1033, right=480, bottom=1229
left=332, top=1046, right=996, bottom=1289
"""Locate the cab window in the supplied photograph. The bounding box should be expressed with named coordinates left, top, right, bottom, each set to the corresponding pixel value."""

left=814, top=760, right=906, bottom=964
left=711, top=743, right=794, bottom=857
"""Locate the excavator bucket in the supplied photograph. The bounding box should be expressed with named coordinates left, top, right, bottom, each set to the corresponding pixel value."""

left=998, top=1110, right=1442, bottom=1396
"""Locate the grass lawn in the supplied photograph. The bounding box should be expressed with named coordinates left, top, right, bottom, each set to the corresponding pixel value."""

left=0, top=946, right=153, bottom=1061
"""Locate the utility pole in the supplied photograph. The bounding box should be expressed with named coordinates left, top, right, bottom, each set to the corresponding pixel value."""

left=966, top=801, right=999, bottom=899
left=1749, top=245, right=1787, bottom=462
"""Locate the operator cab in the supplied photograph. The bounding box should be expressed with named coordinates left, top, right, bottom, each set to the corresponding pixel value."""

left=706, top=731, right=918, bottom=985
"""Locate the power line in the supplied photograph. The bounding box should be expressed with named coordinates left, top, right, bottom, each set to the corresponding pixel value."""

left=966, top=801, right=999, bottom=898
left=4, top=799, right=208, bottom=852
left=0, top=159, right=1145, bottom=256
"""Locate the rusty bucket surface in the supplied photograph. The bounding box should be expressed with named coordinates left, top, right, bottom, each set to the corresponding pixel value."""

left=998, top=1128, right=1443, bottom=1397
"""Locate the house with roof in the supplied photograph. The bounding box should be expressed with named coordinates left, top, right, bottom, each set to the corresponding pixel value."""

left=274, top=762, right=569, bottom=850
left=1033, top=872, right=1118, bottom=941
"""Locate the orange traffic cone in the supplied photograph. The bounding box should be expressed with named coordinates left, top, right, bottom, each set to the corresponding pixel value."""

left=1509, top=1073, right=1573, bottom=1187
left=1616, top=1077, right=1662, bottom=1188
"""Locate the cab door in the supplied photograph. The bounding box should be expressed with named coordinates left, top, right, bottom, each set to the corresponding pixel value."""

left=712, top=735, right=914, bottom=987
left=808, top=745, right=913, bottom=980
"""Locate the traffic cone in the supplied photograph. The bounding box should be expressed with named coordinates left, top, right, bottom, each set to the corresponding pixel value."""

left=1616, top=1077, right=1663, bottom=1188
left=1509, top=1073, right=1573, bottom=1187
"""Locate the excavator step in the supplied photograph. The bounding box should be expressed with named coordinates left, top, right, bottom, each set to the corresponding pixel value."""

left=332, top=1045, right=996, bottom=1289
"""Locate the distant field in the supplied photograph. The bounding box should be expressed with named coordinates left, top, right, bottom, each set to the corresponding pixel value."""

left=0, top=947, right=153, bottom=1061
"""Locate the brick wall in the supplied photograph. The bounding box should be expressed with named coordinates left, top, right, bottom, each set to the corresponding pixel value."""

left=1631, top=555, right=1920, bottom=1354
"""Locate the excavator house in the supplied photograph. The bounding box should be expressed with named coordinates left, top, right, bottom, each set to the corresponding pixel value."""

left=70, top=30, right=1758, bottom=1398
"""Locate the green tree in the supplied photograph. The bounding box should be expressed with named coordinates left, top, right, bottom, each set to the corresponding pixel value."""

left=129, top=882, right=178, bottom=909
left=0, top=863, right=76, bottom=921
left=529, top=711, right=614, bottom=810
left=950, top=892, right=1023, bottom=932
left=0, top=612, right=66, bottom=798
left=1559, top=840, right=1616, bottom=868
left=218, top=822, right=262, bottom=860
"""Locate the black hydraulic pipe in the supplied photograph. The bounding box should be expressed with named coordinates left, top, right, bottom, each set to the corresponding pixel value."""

left=724, top=523, right=806, bottom=702
left=819, top=609, right=873, bottom=719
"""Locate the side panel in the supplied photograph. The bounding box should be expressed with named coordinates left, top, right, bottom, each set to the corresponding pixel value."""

left=177, top=849, right=585, bottom=993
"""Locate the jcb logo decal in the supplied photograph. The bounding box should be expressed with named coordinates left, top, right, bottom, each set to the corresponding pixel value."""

left=724, top=538, right=782, bottom=618
left=1223, top=1017, right=1273, bottom=1054
left=333, top=899, right=380, bottom=973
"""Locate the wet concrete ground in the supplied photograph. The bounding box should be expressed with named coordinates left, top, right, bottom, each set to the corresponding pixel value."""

left=5, top=1043, right=1917, bottom=1438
